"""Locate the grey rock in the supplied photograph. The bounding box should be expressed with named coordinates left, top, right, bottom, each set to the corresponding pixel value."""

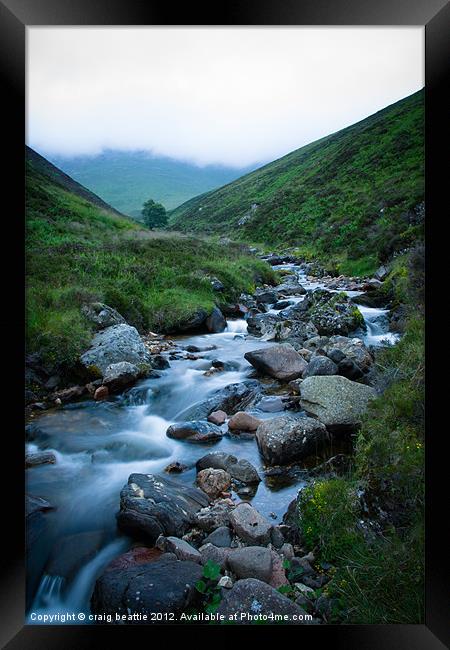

left=171, top=309, right=209, bottom=333
left=303, top=356, right=338, bottom=378
left=270, top=526, right=285, bottom=549
left=91, top=556, right=202, bottom=619
left=216, top=578, right=309, bottom=623
left=180, top=380, right=262, bottom=420
left=80, top=324, right=150, bottom=376
left=103, top=361, right=141, bottom=391
left=117, top=473, right=209, bottom=543
left=229, top=503, right=272, bottom=545
left=194, top=501, right=234, bottom=532
left=157, top=536, right=202, bottom=563
left=327, top=348, right=346, bottom=364
left=256, top=415, right=329, bottom=465
left=25, top=451, right=56, bottom=468
left=206, top=307, right=227, bottom=333
left=199, top=543, right=230, bottom=570
left=257, top=396, right=286, bottom=412
left=327, top=336, right=373, bottom=372
left=166, top=420, right=223, bottom=443
left=300, top=375, right=376, bottom=431
left=244, top=344, right=308, bottom=381
left=203, top=526, right=232, bottom=548
left=81, top=302, right=126, bottom=329
left=337, top=357, right=364, bottom=380
left=196, top=452, right=260, bottom=485
left=151, top=354, right=170, bottom=370
left=227, top=547, right=273, bottom=582
left=255, top=289, right=278, bottom=304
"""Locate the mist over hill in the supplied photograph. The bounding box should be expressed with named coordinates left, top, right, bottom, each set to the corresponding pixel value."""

left=43, top=149, right=256, bottom=216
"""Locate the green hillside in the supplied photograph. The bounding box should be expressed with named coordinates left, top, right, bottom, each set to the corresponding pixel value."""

left=45, top=150, right=254, bottom=215
left=171, top=90, right=424, bottom=275
left=26, top=148, right=274, bottom=371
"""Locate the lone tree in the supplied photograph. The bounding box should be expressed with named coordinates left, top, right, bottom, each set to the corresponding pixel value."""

left=141, top=199, right=168, bottom=229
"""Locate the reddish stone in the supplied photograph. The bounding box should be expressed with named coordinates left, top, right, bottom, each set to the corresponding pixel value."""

left=105, top=546, right=162, bottom=572
left=208, top=410, right=228, bottom=425
left=94, top=385, right=109, bottom=401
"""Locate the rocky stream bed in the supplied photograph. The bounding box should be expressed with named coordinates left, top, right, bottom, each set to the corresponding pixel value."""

left=25, top=257, right=400, bottom=625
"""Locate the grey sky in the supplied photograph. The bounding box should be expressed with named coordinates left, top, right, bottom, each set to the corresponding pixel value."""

left=27, top=27, right=424, bottom=168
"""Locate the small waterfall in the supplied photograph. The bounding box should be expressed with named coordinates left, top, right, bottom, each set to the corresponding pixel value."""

left=32, top=574, right=65, bottom=612
left=355, top=304, right=400, bottom=347
left=226, top=319, right=248, bottom=334
left=28, top=538, right=129, bottom=622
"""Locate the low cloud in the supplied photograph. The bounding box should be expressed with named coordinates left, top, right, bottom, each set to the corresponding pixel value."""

left=27, top=27, right=424, bottom=167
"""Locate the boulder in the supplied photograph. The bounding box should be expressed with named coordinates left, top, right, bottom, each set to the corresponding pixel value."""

left=53, top=385, right=86, bottom=402
left=228, top=411, right=262, bottom=432
left=156, top=536, right=202, bottom=563
left=327, top=336, right=373, bottom=372
left=81, top=302, right=125, bottom=329
left=25, top=451, right=56, bottom=468
left=207, top=410, right=228, bottom=425
left=274, top=283, right=306, bottom=296
left=94, top=385, right=109, bottom=400
left=256, top=396, right=286, bottom=412
left=244, top=344, right=308, bottom=381
left=197, top=468, right=232, bottom=499
left=194, top=501, right=234, bottom=532
left=151, top=354, right=170, bottom=370
left=199, top=543, right=231, bottom=570
left=116, top=473, right=209, bottom=543
left=299, top=375, right=376, bottom=431
left=102, top=361, right=141, bottom=392
left=256, top=415, right=329, bottom=465
left=180, top=380, right=262, bottom=420
left=374, top=265, right=389, bottom=281
left=105, top=547, right=163, bottom=572
left=269, top=550, right=290, bottom=588
left=206, top=307, right=227, bottom=333
left=304, top=290, right=365, bottom=336
left=91, top=556, right=203, bottom=620
left=255, top=289, right=278, bottom=304
left=337, top=358, right=364, bottom=380
left=303, top=356, right=338, bottom=378
left=164, top=461, right=187, bottom=474
left=166, top=420, right=223, bottom=443
left=171, top=309, right=209, bottom=333
left=80, top=324, right=151, bottom=376
left=196, top=452, right=260, bottom=485
left=227, top=547, right=273, bottom=583
left=203, top=526, right=232, bottom=547
left=216, top=578, right=309, bottom=623
left=229, top=503, right=272, bottom=545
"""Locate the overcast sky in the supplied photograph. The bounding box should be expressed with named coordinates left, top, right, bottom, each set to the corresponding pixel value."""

left=27, top=27, right=423, bottom=168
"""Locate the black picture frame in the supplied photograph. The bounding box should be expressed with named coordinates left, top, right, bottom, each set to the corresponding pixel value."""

left=1, top=0, right=448, bottom=646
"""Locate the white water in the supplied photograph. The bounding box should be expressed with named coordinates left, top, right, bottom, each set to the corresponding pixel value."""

left=26, top=264, right=397, bottom=622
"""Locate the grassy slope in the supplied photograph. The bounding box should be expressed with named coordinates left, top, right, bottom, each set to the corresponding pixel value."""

left=297, top=247, right=425, bottom=623
left=26, top=150, right=274, bottom=371
left=171, top=90, right=424, bottom=275
left=47, top=150, right=254, bottom=215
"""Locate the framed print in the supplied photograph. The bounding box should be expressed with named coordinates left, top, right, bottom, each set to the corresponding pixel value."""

left=1, top=0, right=448, bottom=646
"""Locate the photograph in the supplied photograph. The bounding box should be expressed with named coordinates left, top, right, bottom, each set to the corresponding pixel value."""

left=23, top=24, right=427, bottom=628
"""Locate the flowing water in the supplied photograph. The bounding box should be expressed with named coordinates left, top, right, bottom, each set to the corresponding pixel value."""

left=26, top=265, right=397, bottom=621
